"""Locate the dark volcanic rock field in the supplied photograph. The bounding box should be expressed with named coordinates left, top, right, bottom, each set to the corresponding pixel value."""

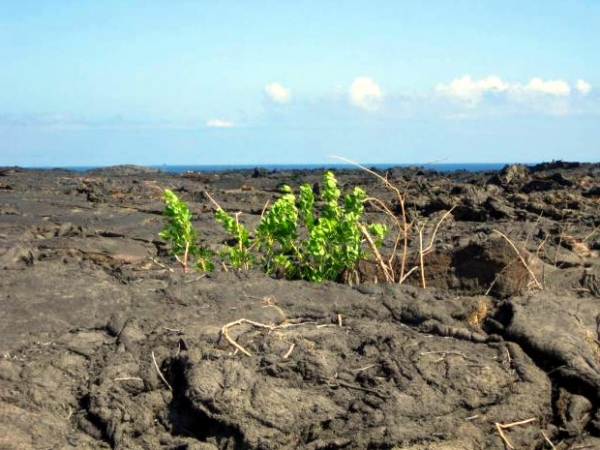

left=1, top=163, right=599, bottom=449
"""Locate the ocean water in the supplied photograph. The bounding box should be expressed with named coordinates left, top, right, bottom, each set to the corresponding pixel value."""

left=60, top=163, right=514, bottom=173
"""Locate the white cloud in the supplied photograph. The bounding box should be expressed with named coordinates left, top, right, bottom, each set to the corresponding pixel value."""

left=436, top=75, right=509, bottom=107
left=264, top=82, right=292, bottom=104
left=576, top=79, right=592, bottom=95
left=524, top=77, right=570, bottom=96
left=437, top=75, right=584, bottom=113
left=206, top=119, right=234, bottom=128
left=349, top=77, right=384, bottom=111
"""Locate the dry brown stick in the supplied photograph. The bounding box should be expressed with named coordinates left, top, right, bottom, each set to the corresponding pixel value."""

left=163, top=326, right=184, bottom=333
left=220, top=320, right=263, bottom=356
left=151, top=257, right=175, bottom=272
left=151, top=351, right=173, bottom=391
left=183, top=274, right=207, bottom=283
left=484, top=256, right=521, bottom=296
left=260, top=199, right=270, bottom=220
left=364, top=188, right=414, bottom=285
left=493, top=230, right=543, bottom=290
left=536, top=234, right=549, bottom=260
left=418, top=223, right=426, bottom=288
left=332, top=155, right=410, bottom=282
left=282, top=343, right=295, bottom=359
left=220, top=318, right=314, bottom=357
left=182, top=240, right=190, bottom=272
left=416, top=207, right=455, bottom=289
left=497, top=417, right=537, bottom=428
left=421, top=206, right=456, bottom=256
left=221, top=329, right=252, bottom=356
left=355, top=363, right=379, bottom=372
left=364, top=196, right=405, bottom=272
left=484, top=272, right=500, bottom=296
left=494, top=417, right=538, bottom=449
left=359, top=223, right=394, bottom=283
left=204, top=190, right=221, bottom=210
left=399, top=206, right=409, bottom=281
left=398, top=266, right=418, bottom=284
left=495, top=422, right=513, bottom=449
left=540, top=430, right=557, bottom=450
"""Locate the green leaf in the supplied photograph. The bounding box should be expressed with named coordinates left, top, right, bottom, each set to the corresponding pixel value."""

left=159, top=188, right=211, bottom=272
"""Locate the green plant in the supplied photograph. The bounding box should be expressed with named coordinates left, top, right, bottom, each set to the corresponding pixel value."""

left=255, top=186, right=300, bottom=275
left=194, top=247, right=215, bottom=273
left=213, top=207, right=254, bottom=270
left=331, top=155, right=459, bottom=287
left=210, top=171, right=388, bottom=282
left=159, top=189, right=213, bottom=272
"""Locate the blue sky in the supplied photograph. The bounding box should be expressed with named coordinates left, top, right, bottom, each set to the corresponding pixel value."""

left=1, top=1, right=598, bottom=167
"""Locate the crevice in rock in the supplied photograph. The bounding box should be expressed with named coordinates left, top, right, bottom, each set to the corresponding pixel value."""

left=164, top=357, right=246, bottom=450
left=76, top=393, right=112, bottom=445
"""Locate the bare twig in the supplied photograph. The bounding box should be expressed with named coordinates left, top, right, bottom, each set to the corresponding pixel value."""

left=494, top=418, right=538, bottom=450
left=421, top=207, right=456, bottom=256
left=204, top=190, right=221, bottom=210
left=331, top=155, right=410, bottom=282
left=260, top=199, right=270, bottom=219
left=220, top=317, right=323, bottom=356
left=220, top=318, right=285, bottom=357
left=398, top=266, right=419, bottom=284
left=182, top=241, right=190, bottom=272
left=359, top=223, right=394, bottom=282
left=415, top=207, right=456, bottom=289
left=418, top=223, right=426, bottom=288
left=184, top=274, right=207, bottom=283
left=355, top=363, right=379, bottom=372
left=282, top=343, right=295, bottom=359
left=495, top=422, right=513, bottom=449
left=484, top=272, right=500, bottom=296
left=151, top=258, right=175, bottom=272
left=493, top=230, right=543, bottom=290
left=364, top=195, right=407, bottom=273
left=540, top=430, right=557, bottom=450
left=498, top=418, right=538, bottom=428
left=220, top=320, right=259, bottom=356
left=151, top=351, right=172, bottom=391
left=114, top=376, right=144, bottom=382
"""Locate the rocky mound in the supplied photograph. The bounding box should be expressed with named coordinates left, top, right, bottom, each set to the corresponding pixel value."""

left=1, top=163, right=599, bottom=449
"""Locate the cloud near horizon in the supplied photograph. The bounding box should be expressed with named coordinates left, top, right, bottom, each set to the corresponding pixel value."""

left=576, top=79, right=592, bottom=95
left=2, top=75, right=596, bottom=133
left=264, top=82, right=292, bottom=104
left=349, top=77, right=384, bottom=111
left=437, top=75, right=590, bottom=108
left=206, top=119, right=235, bottom=128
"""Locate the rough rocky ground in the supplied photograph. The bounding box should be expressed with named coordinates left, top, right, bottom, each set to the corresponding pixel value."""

left=0, top=163, right=599, bottom=449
